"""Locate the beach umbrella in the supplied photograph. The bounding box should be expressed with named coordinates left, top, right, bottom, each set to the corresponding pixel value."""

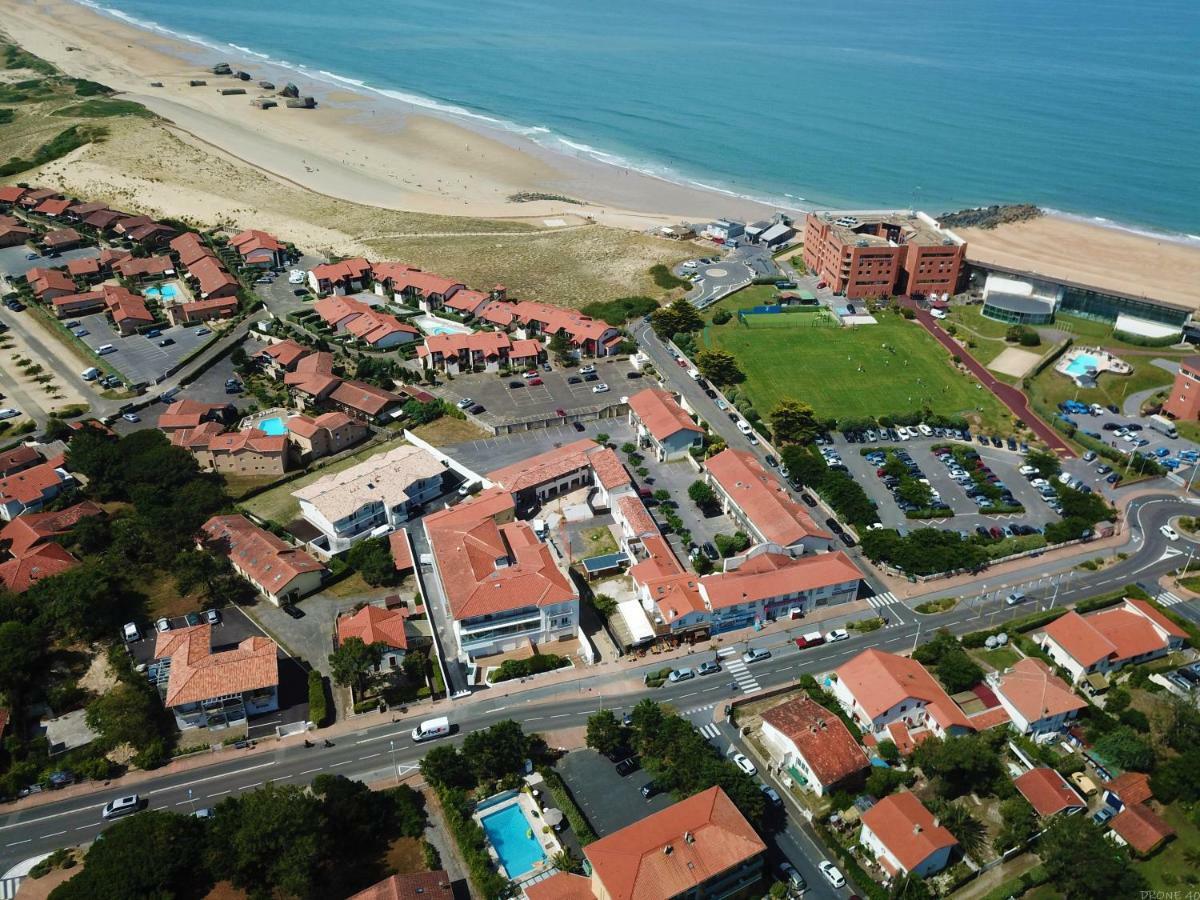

left=543, top=808, right=564, bottom=828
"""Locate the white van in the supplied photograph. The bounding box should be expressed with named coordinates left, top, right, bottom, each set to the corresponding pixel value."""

left=1149, top=414, right=1179, bottom=439
left=81, top=366, right=101, bottom=381
left=412, top=716, right=450, bottom=742
left=97, top=344, right=116, bottom=355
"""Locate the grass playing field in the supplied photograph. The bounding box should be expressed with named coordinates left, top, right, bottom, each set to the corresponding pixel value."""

left=704, top=308, right=1012, bottom=430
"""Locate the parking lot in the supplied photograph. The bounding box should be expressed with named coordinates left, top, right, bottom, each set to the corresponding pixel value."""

left=0, top=245, right=100, bottom=280
left=438, top=356, right=640, bottom=423
left=444, top=420, right=637, bottom=476
left=70, top=312, right=216, bottom=387
left=110, top=342, right=244, bottom=434
left=559, top=749, right=675, bottom=836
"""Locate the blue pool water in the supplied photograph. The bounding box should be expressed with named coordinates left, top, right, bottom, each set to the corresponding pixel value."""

left=257, top=417, right=288, bottom=436
left=479, top=804, right=545, bottom=878
left=1064, top=354, right=1100, bottom=377
left=143, top=284, right=178, bottom=300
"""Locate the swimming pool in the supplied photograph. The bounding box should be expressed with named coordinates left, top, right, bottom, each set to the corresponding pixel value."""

left=143, top=284, right=179, bottom=300
left=1064, top=353, right=1099, bottom=377
left=479, top=803, right=545, bottom=878
left=257, top=417, right=288, bottom=436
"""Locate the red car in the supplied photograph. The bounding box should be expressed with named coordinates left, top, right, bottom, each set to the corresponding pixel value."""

left=816, top=281, right=827, bottom=289
left=795, top=634, right=826, bottom=650
left=529, top=377, right=543, bottom=386
left=555, top=408, right=566, bottom=416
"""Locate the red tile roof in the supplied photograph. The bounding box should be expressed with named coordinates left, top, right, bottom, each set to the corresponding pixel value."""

left=315, top=295, right=418, bottom=345
left=1125, top=597, right=1188, bottom=640
left=423, top=488, right=575, bottom=620
left=41, top=227, right=81, bottom=248
left=201, top=515, right=325, bottom=594
left=0, top=462, right=67, bottom=508
left=311, top=258, right=371, bottom=287
left=34, top=198, right=71, bottom=216
left=66, top=257, right=100, bottom=277
left=627, top=388, right=703, bottom=443
left=524, top=872, right=595, bottom=900
left=1043, top=599, right=1183, bottom=667
left=348, top=871, right=454, bottom=900
left=1110, top=803, right=1174, bottom=855
left=861, top=792, right=957, bottom=873
left=113, top=255, right=174, bottom=279
left=189, top=256, right=239, bottom=296
left=761, top=697, right=869, bottom=786
left=487, top=438, right=629, bottom=494
left=1105, top=771, right=1153, bottom=806
left=705, top=448, right=830, bottom=546
left=0, top=500, right=103, bottom=556
left=1014, top=768, right=1086, bottom=816
left=418, top=329, right=513, bottom=360
left=389, top=528, right=414, bottom=573
left=29, top=268, right=75, bottom=297
left=0, top=445, right=42, bottom=478
left=617, top=494, right=658, bottom=538
left=157, top=400, right=231, bottom=431
left=701, top=551, right=861, bottom=608
left=329, top=380, right=402, bottom=417
left=835, top=648, right=971, bottom=730
left=0, top=542, right=78, bottom=593
left=372, top=262, right=463, bottom=298
left=170, top=232, right=217, bottom=267
left=510, top=300, right=615, bottom=345
left=647, top=572, right=707, bottom=624
left=0, top=186, right=28, bottom=204
left=337, top=605, right=408, bottom=651
left=443, top=288, right=489, bottom=314
left=995, top=657, right=1086, bottom=724
left=153, top=624, right=278, bottom=707
left=230, top=229, right=284, bottom=260
left=585, top=786, right=765, bottom=900
left=259, top=338, right=311, bottom=369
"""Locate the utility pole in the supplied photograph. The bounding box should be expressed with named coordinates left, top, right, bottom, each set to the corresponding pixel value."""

left=911, top=620, right=922, bottom=654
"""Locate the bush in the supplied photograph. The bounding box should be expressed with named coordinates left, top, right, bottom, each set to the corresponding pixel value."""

left=487, top=653, right=569, bottom=683
left=711, top=309, right=732, bottom=325
left=539, top=767, right=599, bottom=844
left=308, top=670, right=328, bottom=727
left=579, top=295, right=658, bottom=325
left=650, top=264, right=690, bottom=291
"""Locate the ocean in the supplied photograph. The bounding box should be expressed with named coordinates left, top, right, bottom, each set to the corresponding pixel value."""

left=79, top=0, right=1200, bottom=235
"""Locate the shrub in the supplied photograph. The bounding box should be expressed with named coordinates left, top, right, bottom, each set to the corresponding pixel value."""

left=307, top=670, right=328, bottom=727
left=711, top=309, right=732, bottom=325
left=539, top=767, right=599, bottom=843
left=488, top=653, right=569, bottom=683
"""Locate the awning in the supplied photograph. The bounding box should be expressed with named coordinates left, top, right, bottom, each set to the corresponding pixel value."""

left=618, top=599, right=655, bottom=645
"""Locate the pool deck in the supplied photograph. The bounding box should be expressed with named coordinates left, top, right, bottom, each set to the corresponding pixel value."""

left=474, top=783, right=563, bottom=884
left=239, top=406, right=294, bottom=433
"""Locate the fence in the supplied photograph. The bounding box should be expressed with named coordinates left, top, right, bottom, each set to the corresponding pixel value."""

left=736, top=305, right=835, bottom=327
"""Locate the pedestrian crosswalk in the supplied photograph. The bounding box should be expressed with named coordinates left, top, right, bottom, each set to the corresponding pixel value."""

left=724, top=656, right=762, bottom=695
left=1158, top=590, right=1185, bottom=608
left=867, top=591, right=900, bottom=609
left=684, top=703, right=716, bottom=716
left=0, top=877, right=21, bottom=900
left=698, top=722, right=721, bottom=740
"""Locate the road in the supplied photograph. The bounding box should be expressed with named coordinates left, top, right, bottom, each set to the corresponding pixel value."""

left=681, top=244, right=777, bottom=309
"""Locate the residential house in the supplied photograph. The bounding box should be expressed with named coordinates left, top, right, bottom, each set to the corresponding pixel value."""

left=0, top=186, right=29, bottom=208
left=372, top=262, right=463, bottom=312
left=0, top=542, right=78, bottom=593
left=164, top=295, right=239, bottom=326
left=313, top=294, right=419, bottom=348
left=256, top=338, right=313, bottom=377
left=0, top=215, right=34, bottom=248
left=1110, top=803, right=1175, bottom=856
left=51, top=290, right=106, bottom=318
left=0, top=461, right=74, bottom=521
left=416, top=331, right=519, bottom=374
left=157, top=400, right=235, bottom=433
left=294, top=445, right=447, bottom=552
left=831, top=648, right=973, bottom=739
left=283, top=352, right=341, bottom=403
left=627, top=387, right=703, bottom=461
left=18, top=189, right=61, bottom=210
left=442, top=288, right=490, bottom=318
left=859, top=792, right=958, bottom=878
left=348, top=871, right=454, bottom=900
left=308, top=258, right=372, bottom=295
left=27, top=267, right=76, bottom=302
left=102, top=285, right=155, bottom=335
left=1038, top=598, right=1188, bottom=683
left=1105, top=772, right=1153, bottom=810
left=170, top=232, right=218, bottom=268
left=507, top=300, right=622, bottom=357
left=0, top=499, right=101, bottom=592
left=65, top=256, right=101, bottom=280
left=188, top=256, right=240, bottom=300
left=991, top=657, right=1086, bottom=735
left=82, top=209, right=123, bottom=232
left=328, top=380, right=403, bottom=424
left=1013, top=768, right=1086, bottom=818
left=704, top=220, right=745, bottom=242
left=200, top=515, right=325, bottom=605
left=285, top=411, right=368, bottom=463
left=40, top=228, right=82, bottom=252
left=113, top=255, right=175, bottom=282
left=152, top=624, right=278, bottom=730
left=65, top=201, right=109, bottom=223
left=424, top=487, right=577, bottom=660
left=174, top=427, right=288, bottom=476
left=527, top=787, right=765, bottom=900
left=487, top=439, right=631, bottom=509
left=336, top=605, right=409, bottom=672
left=33, top=197, right=72, bottom=218
left=0, top=446, right=43, bottom=478
left=704, top=448, right=832, bottom=555
left=759, top=696, right=869, bottom=796
left=230, top=229, right=286, bottom=268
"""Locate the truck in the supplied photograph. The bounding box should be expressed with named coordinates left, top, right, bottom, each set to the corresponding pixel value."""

left=1149, top=414, right=1178, bottom=439
left=411, top=716, right=450, bottom=742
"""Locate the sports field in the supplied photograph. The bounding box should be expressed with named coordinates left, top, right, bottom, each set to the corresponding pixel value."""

left=704, top=311, right=1012, bottom=429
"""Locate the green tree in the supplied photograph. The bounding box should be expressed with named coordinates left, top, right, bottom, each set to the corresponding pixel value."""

left=935, top=651, right=984, bottom=693
left=85, top=679, right=164, bottom=752
left=345, top=536, right=400, bottom=587
left=1162, top=693, right=1200, bottom=752
left=695, top=349, right=744, bottom=386
left=1038, top=815, right=1144, bottom=899
left=995, top=796, right=1038, bottom=852
left=586, top=709, right=625, bottom=757
left=780, top=445, right=827, bottom=488
left=1095, top=726, right=1155, bottom=772
left=328, top=637, right=384, bottom=696
left=913, top=733, right=1003, bottom=799
left=420, top=744, right=475, bottom=790
left=890, top=873, right=934, bottom=899
left=208, top=783, right=323, bottom=898
left=50, top=810, right=209, bottom=900
left=876, top=739, right=900, bottom=765
left=768, top=400, right=820, bottom=445
left=548, top=330, right=572, bottom=363
left=461, top=720, right=530, bottom=783
left=0, top=621, right=43, bottom=697
left=401, top=649, right=428, bottom=688
left=1025, top=450, right=1061, bottom=480
left=687, top=480, right=717, bottom=509
left=933, top=801, right=989, bottom=858
left=650, top=298, right=703, bottom=340
left=865, top=767, right=909, bottom=798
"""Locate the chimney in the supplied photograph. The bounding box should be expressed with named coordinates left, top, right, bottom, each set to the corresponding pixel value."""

left=913, top=824, right=923, bottom=835
left=933, top=816, right=940, bottom=828
left=684, top=831, right=695, bottom=844
left=663, top=844, right=673, bottom=855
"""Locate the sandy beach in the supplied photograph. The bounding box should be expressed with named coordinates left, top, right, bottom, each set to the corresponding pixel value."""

left=0, top=0, right=781, bottom=230
left=958, top=216, right=1200, bottom=311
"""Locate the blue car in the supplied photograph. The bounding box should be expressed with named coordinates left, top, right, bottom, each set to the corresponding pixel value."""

left=1093, top=807, right=1115, bottom=826
left=1155, top=447, right=1170, bottom=458
left=1163, top=458, right=1180, bottom=470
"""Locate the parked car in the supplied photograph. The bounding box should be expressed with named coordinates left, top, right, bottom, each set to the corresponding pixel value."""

left=795, top=632, right=825, bottom=650
left=777, top=862, right=806, bottom=896
left=825, top=629, right=849, bottom=643
left=528, top=377, right=543, bottom=386
left=282, top=603, right=305, bottom=619
left=732, top=753, right=757, bottom=776
left=615, top=757, right=639, bottom=777
left=155, top=617, right=170, bottom=632
left=639, top=781, right=661, bottom=799
left=592, top=383, right=609, bottom=394
left=818, top=861, right=846, bottom=889
left=121, top=412, right=141, bottom=423
left=122, top=622, right=141, bottom=642
left=667, top=668, right=695, bottom=683
left=1093, top=807, right=1114, bottom=826
left=102, top=794, right=143, bottom=820
left=184, top=612, right=201, bottom=627
left=1070, top=772, right=1098, bottom=796
left=697, top=661, right=721, bottom=676
left=567, top=376, right=582, bottom=385
left=204, top=609, right=221, bottom=625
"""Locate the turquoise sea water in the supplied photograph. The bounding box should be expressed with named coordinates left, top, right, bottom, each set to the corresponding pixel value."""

left=82, top=0, right=1200, bottom=234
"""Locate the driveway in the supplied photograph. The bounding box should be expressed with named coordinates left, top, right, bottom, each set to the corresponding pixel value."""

left=243, top=592, right=352, bottom=675
left=110, top=343, right=244, bottom=435
left=252, top=253, right=323, bottom=318
left=558, top=749, right=675, bottom=836
left=445, top=420, right=637, bottom=477
left=0, top=245, right=100, bottom=279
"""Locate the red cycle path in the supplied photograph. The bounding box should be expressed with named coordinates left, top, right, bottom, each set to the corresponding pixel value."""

left=901, top=298, right=1074, bottom=458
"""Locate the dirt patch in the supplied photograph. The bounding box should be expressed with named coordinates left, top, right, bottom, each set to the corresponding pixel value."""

left=987, top=346, right=1041, bottom=378
left=383, top=836, right=427, bottom=876
left=76, top=650, right=118, bottom=695
left=203, top=882, right=251, bottom=900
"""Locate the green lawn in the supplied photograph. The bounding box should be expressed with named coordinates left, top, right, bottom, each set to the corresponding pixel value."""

left=1134, top=800, right=1200, bottom=891
left=974, top=646, right=1021, bottom=671
left=704, top=310, right=1012, bottom=430
left=1050, top=313, right=1193, bottom=354
left=1026, top=357, right=1174, bottom=422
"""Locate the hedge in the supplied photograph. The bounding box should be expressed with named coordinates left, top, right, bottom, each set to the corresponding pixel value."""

left=538, top=767, right=599, bottom=844
left=435, top=785, right=512, bottom=899
left=487, top=653, right=569, bottom=683
left=307, top=670, right=328, bottom=727
left=962, top=585, right=1143, bottom=648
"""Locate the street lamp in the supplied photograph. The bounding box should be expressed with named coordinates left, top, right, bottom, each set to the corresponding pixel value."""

left=390, top=739, right=398, bottom=784
left=187, top=787, right=195, bottom=815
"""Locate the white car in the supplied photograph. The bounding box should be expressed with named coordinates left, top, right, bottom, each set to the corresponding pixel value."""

left=195, top=327, right=212, bottom=336
left=456, top=397, right=473, bottom=409
left=825, top=629, right=849, bottom=642
left=122, top=622, right=141, bottom=643
left=592, top=383, right=609, bottom=394
left=0, top=408, right=20, bottom=420
left=155, top=617, right=171, bottom=632
left=288, top=270, right=306, bottom=284
left=818, top=861, right=846, bottom=889
left=121, top=412, right=140, bottom=423
left=579, top=364, right=596, bottom=375
left=1161, top=524, right=1180, bottom=541
left=732, top=753, right=757, bottom=776
left=716, top=399, right=728, bottom=410
left=930, top=308, right=947, bottom=319
left=102, top=794, right=142, bottom=820
left=737, top=420, right=753, bottom=435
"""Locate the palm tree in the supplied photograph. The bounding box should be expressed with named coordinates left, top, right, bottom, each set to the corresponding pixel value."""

left=550, top=849, right=580, bottom=874
left=935, top=802, right=989, bottom=860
